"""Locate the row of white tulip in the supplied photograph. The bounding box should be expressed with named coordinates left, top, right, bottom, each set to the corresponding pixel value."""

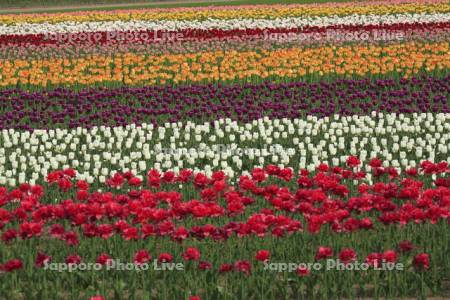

left=0, top=13, right=447, bottom=35
left=0, top=112, right=448, bottom=186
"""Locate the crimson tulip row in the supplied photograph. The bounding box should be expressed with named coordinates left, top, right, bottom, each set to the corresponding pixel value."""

left=0, top=157, right=448, bottom=245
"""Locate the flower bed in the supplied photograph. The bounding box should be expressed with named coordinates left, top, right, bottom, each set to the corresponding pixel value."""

left=0, top=0, right=449, bottom=299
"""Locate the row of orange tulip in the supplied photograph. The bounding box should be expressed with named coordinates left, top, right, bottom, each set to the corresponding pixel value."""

left=0, top=42, right=448, bottom=87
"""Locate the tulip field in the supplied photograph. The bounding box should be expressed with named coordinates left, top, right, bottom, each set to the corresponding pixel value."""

left=0, top=0, right=449, bottom=299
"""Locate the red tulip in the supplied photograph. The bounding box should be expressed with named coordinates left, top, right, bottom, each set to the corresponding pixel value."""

left=255, top=250, right=270, bottom=262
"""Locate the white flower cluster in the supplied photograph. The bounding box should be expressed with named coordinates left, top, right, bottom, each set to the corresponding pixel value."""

left=0, top=112, right=448, bottom=186
left=0, top=13, right=447, bottom=35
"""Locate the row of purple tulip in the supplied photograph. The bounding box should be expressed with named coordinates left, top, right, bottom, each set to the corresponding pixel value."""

left=0, top=75, right=448, bottom=130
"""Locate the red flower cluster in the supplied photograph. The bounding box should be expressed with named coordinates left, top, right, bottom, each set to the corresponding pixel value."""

left=0, top=158, right=447, bottom=274
left=1, top=22, right=448, bottom=47
left=0, top=159, right=447, bottom=244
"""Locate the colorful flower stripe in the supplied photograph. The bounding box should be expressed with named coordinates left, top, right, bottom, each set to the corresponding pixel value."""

left=1, top=23, right=448, bottom=60
left=0, top=42, right=448, bottom=87
left=0, top=161, right=448, bottom=299
left=0, top=161, right=448, bottom=241
left=0, top=75, right=448, bottom=130
left=2, top=22, right=448, bottom=47
left=0, top=113, right=448, bottom=186
left=1, top=1, right=448, bottom=24
left=2, top=13, right=449, bottom=35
